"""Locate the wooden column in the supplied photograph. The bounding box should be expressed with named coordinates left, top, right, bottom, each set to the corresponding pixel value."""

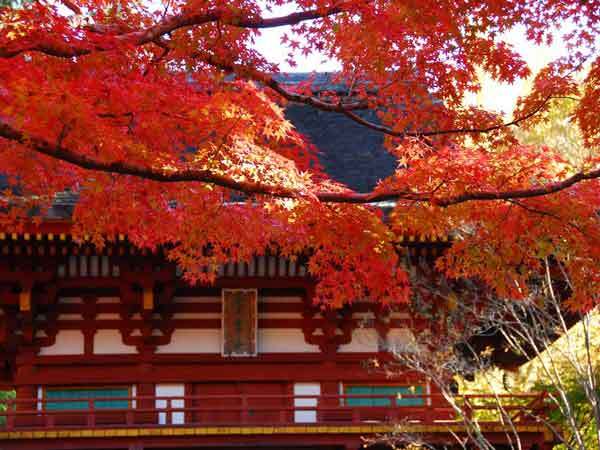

left=14, top=359, right=37, bottom=428
left=319, top=379, right=340, bottom=423
left=136, top=382, right=156, bottom=425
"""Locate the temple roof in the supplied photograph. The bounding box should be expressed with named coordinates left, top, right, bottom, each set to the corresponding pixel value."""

left=286, top=104, right=395, bottom=193
left=278, top=73, right=396, bottom=193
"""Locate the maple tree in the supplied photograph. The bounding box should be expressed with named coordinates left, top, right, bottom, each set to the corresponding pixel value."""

left=0, top=0, right=598, bottom=308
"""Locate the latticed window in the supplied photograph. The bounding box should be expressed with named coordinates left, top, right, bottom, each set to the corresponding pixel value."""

left=222, top=289, right=257, bottom=356
left=44, top=387, right=130, bottom=410
left=344, top=385, right=425, bottom=407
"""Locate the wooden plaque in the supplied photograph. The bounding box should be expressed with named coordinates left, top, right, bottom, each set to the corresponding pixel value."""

left=222, top=289, right=257, bottom=356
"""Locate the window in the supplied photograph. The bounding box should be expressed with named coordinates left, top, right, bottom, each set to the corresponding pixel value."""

left=222, top=289, right=257, bottom=356
left=344, top=385, right=425, bottom=407
left=44, top=387, right=130, bottom=411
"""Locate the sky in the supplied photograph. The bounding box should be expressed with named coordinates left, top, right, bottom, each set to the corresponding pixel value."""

left=252, top=3, right=570, bottom=118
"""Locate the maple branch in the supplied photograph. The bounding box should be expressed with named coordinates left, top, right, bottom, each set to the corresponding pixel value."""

left=201, top=55, right=369, bottom=111
left=1, top=119, right=598, bottom=207
left=0, top=120, right=303, bottom=198
left=61, top=0, right=82, bottom=15
left=340, top=95, right=556, bottom=138
left=200, top=54, right=553, bottom=139
left=506, top=199, right=587, bottom=235
left=0, top=2, right=356, bottom=58
left=1, top=4, right=555, bottom=138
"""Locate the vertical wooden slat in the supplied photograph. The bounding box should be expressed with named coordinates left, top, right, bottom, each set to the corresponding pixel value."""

left=248, top=257, right=256, bottom=277
left=89, top=255, right=99, bottom=277
left=80, top=256, right=88, bottom=277
left=101, top=256, right=109, bottom=277
left=68, top=255, right=77, bottom=277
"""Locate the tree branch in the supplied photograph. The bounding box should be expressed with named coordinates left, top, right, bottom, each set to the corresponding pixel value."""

left=340, top=94, right=556, bottom=138
left=201, top=55, right=553, bottom=139
left=1, top=1, right=555, bottom=139
left=201, top=55, right=369, bottom=111
left=505, top=199, right=587, bottom=235
left=1, top=119, right=598, bottom=207
left=0, top=2, right=357, bottom=58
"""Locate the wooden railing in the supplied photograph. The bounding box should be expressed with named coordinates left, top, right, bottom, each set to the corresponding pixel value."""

left=0, top=393, right=548, bottom=431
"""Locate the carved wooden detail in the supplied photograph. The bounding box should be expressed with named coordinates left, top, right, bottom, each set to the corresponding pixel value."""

left=301, top=290, right=354, bottom=355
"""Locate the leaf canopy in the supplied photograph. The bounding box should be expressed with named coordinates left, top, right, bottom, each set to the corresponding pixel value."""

left=0, top=0, right=598, bottom=307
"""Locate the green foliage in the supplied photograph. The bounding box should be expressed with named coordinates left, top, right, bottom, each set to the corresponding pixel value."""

left=0, top=390, right=15, bottom=425
left=516, top=96, right=590, bottom=167
left=537, top=378, right=599, bottom=450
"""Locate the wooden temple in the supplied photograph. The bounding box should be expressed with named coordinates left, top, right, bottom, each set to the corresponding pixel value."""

left=0, top=76, right=555, bottom=449
left=0, top=225, right=553, bottom=450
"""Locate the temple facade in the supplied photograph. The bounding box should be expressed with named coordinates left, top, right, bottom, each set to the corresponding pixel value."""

left=0, top=224, right=554, bottom=450
left=0, top=79, right=554, bottom=449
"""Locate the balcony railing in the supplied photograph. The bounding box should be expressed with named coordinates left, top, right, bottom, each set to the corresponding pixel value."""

left=0, top=393, right=548, bottom=431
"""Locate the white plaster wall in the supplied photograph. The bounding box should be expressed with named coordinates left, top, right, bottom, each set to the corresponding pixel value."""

left=338, top=328, right=379, bottom=353
left=93, top=330, right=137, bottom=355
left=172, top=313, right=220, bottom=319
left=39, top=330, right=84, bottom=355
left=385, top=328, right=417, bottom=353
left=258, top=313, right=302, bottom=319
left=155, top=329, right=221, bottom=354
left=57, top=314, right=83, bottom=321
left=258, top=329, right=320, bottom=353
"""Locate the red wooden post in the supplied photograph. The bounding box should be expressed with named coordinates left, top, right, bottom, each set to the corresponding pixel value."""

left=46, top=412, right=55, bottom=429
left=14, top=384, right=36, bottom=428
left=464, top=396, right=473, bottom=421
left=87, top=398, right=95, bottom=428
left=320, top=381, right=338, bottom=424
left=136, top=383, right=156, bottom=425
left=166, top=398, right=172, bottom=425
left=279, top=408, right=287, bottom=425
left=351, top=406, right=359, bottom=424
left=241, top=394, right=248, bottom=424
left=126, top=407, right=134, bottom=426
left=6, top=398, right=14, bottom=431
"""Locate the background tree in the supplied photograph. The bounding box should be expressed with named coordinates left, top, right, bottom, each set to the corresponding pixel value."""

left=363, top=87, right=600, bottom=450
left=369, top=260, right=599, bottom=450
left=0, top=0, right=598, bottom=308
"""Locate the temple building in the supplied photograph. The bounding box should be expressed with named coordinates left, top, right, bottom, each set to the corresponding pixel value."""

left=0, top=77, right=554, bottom=449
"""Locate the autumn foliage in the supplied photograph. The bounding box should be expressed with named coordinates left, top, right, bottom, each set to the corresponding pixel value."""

left=0, top=0, right=598, bottom=308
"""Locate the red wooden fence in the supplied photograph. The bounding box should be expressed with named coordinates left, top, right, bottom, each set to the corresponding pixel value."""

left=0, top=393, right=549, bottom=431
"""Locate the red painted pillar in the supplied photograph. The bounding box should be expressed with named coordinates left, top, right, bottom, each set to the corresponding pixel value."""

left=14, top=384, right=36, bottom=428
left=136, top=382, right=156, bottom=425
left=320, top=376, right=340, bottom=424
left=14, top=349, right=37, bottom=428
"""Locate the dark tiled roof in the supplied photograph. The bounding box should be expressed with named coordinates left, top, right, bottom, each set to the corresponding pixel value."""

left=47, top=191, right=78, bottom=219
left=285, top=104, right=395, bottom=193
left=277, top=73, right=396, bottom=192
